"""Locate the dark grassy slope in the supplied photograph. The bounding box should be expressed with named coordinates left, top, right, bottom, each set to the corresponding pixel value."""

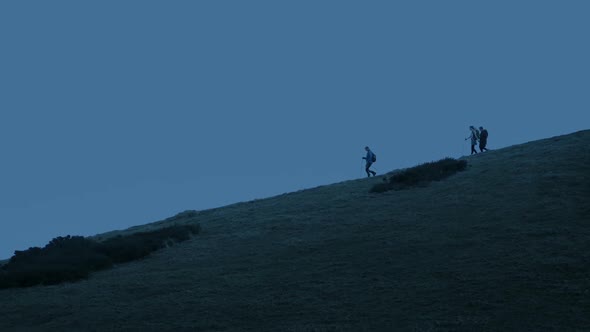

left=0, top=130, right=589, bottom=331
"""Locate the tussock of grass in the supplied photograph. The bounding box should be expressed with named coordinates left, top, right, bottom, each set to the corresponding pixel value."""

left=0, top=224, right=200, bottom=289
left=371, top=158, right=467, bottom=193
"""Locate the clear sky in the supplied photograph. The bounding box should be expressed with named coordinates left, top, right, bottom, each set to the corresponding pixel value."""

left=1, top=1, right=588, bottom=259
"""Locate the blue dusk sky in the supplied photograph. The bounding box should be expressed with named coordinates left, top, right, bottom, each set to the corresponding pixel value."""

left=1, top=1, right=589, bottom=259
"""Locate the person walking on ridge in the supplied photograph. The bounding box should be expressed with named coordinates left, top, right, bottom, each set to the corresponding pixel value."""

left=362, top=146, right=377, bottom=177
left=479, top=126, right=489, bottom=152
left=465, top=126, right=480, bottom=155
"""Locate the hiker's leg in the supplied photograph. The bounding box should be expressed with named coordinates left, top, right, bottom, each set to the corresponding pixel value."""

left=480, top=141, right=487, bottom=152
left=369, top=164, right=376, bottom=176
left=366, top=162, right=375, bottom=177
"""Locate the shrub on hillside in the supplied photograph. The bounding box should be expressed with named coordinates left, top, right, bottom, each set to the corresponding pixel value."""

left=99, top=224, right=201, bottom=263
left=0, top=236, right=111, bottom=288
left=0, top=224, right=200, bottom=289
left=371, top=158, right=467, bottom=193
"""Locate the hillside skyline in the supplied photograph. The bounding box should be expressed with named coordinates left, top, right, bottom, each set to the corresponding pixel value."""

left=1, top=128, right=587, bottom=261
left=1, top=129, right=588, bottom=330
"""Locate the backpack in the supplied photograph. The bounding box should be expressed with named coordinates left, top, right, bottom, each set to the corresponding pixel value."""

left=372, top=153, right=377, bottom=162
left=481, top=129, right=488, bottom=140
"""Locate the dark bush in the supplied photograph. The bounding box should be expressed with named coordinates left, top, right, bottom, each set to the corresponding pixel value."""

left=371, top=158, right=467, bottom=193
left=99, top=224, right=200, bottom=264
left=100, top=234, right=161, bottom=263
left=0, top=224, right=200, bottom=289
left=0, top=236, right=111, bottom=288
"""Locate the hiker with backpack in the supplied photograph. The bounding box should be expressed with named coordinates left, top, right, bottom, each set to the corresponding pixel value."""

left=479, top=126, right=489, bottom=152
left=362, top=146, right=377, bottom=177
left=465, top=126, right=480, bottom=155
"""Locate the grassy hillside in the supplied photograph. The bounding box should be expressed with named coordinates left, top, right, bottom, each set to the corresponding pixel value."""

left=0, top=130, right=588, bottom=331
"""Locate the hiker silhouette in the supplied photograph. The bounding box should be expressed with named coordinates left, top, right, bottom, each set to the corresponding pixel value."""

left=479, top=126, right=489, bottom=152
left=362, top=146, right=377, bottom=177
left=465, top=126, right=480, bottom=155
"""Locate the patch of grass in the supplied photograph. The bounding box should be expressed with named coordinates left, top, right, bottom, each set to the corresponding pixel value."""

left=0, top=224, right=200, bottom=289
left=371, top=158, right=467, bottom=193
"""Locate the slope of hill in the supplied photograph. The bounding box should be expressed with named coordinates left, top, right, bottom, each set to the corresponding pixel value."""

left=0, top=130, right=589, bottom=331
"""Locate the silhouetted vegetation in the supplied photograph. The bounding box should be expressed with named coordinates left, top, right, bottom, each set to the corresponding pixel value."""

left=371, top=158, right=468, bottom=193
left=99, top=224, right=200, bottom=264
left=0, top=224, right=200, bottom=289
